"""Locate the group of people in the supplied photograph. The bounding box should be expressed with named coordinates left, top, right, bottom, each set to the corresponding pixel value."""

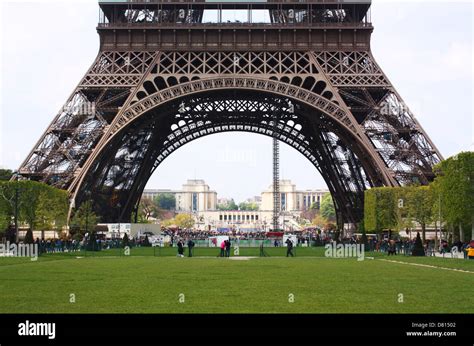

left=162, top=228, right=334, bottom=247
left=34, top=238, right=81, bottom=254
left=8, top=226, right=474, bottom=260
left=174, top=238, right=232, bottom=258
left=176, top=239, right=195, bottom=257
left=163, top=228, right=269, bottom=242
left=219, top=239, right=231, bottom=257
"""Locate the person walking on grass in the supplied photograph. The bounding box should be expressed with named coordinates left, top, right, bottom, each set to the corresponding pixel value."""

left=225, top=239, right=231, bottom=257
left=462, top=241, right=468, bottom=259
left=177, top=239, right=184, bottom=258
left=187, top=239, right=195, bottom=257
left=467, top=241, right=474, bottom=260
left=285, top=238, right=294, bottom=257
left=220, top=240, right=226, bottom=257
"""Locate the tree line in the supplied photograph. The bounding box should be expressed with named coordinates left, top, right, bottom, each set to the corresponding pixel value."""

left=136, top=193, right=176, bottom=223
left=0, top=180, right=69, bottom=240
left=364, top=152, right=474, bottom=242
left=303, top=193, right=336, bottom=230
left=217, top=198, right=259, bottom=211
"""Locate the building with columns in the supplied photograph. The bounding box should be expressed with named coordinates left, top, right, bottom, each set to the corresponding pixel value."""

left=260, top=180, right=328, bottom=212
left=143, top=180, right=217, bottom=212
left=143, top=179, right=328, bottom=230
left=176, top=179, right=217, bottom=212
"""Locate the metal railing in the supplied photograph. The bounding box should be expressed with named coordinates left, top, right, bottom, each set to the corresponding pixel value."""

left=99, top=0, right=372, bottom=4
left=97, top=21, right=372, bottom=28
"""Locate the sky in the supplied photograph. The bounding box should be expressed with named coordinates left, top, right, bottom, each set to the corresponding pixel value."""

left=0, top=0, right=473, bottom=203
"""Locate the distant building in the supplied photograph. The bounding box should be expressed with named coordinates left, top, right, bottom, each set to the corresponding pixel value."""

left=176, top=180, right=217, bottom=212
left=143, top=180, right=217, bottom=212
left=260, top=180, right=328, bottom=212
left=143, top=179, right=328, bottom=230
left=196, top=210, right=272, bottom=231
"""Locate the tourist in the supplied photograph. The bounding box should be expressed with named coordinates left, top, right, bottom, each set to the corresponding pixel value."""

left=467, top=241, right=474, bottom=260
left=177, top=239, right=184, bottom=257
left=225, top=239, right=231, bottom=257
left=187, top=239, right=195, bottom=257
left=387, top=239, right=396, bottom=256
left=285, top=238, right=294, bottom=257
left=462, top=242, right=469, bottom=259
left=220, top=240, right=226, bottom=257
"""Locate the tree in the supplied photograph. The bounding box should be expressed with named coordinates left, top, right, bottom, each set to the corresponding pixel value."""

left=137, top=198, right=159, bottom=222
left=24, top=229, right=34, bottom=244
left=217, top=199, right=238, bottom=211
left=432, top=152, right=474, bottom=242
left=324, top=222, right=337, bottom=232
left=154, top=193, right=176, bottom=210
left=0, top=181, right=22, bottom=239
left=0, top=181, right=68, bottom=236
left=70, top=200, right=100, bottom=235
left=86, top=231, right=100, bottom=251
left=320, top=193, right=336, bottom=221
left=174, top=213, right=195, bottom=229
left=229, top=199, right=238, bottom=210
left=70, top=225, right=82, bottom=241
left=161, top=218, right=175, bottom=228
left=311, top=213, right=327, bottom=228
left=161, top=213, right=195, bottom=229
left=50, top=188, right=69, bottom=230
left=412, top=232, right=425, bottom=256
left=0, top=169, right=12, bottom=181
left=405, top=185, right=434, bottom=242
left=238, top=202, right=259, bottom=211
left=0, top=183, right=14, bottom=233
left=364, top=187, right=398, bottom=232
left=18, top=181, right=42, bottom=232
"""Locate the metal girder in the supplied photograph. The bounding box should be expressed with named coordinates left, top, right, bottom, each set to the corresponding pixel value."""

left=16, top=1, right=442, bottom=230
left=73, top=91, right=377, bottom=224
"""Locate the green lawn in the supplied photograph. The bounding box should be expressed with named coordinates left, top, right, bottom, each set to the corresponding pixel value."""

left=31, top=245, right=329, bottom=258
left=0, top=248, right=473, bottom=313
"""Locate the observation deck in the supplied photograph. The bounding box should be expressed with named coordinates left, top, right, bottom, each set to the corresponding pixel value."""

left=97, top=0, right=373, bottom=51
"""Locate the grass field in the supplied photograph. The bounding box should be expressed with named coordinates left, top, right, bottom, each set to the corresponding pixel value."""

left=0, top=247, right=473, bottom=313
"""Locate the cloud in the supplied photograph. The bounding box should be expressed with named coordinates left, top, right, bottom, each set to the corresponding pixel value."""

left=442, top=41, right=473, bottom=77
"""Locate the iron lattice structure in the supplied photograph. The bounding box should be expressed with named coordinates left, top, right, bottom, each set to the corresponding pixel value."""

left=17, top=0, right=442, bottom=227
left=273, top=110, right=280, bottom=232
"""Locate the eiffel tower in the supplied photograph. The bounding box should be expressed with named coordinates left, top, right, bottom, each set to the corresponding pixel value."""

left=17, top=0, right=442, bottom=227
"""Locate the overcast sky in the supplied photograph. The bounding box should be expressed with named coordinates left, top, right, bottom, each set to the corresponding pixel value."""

left=0, top=0, right=472, bottom=203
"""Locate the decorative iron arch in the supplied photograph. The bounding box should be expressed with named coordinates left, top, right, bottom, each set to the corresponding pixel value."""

left=70, top=76, right=395, bottom=197
left=111, top=77, right=358, bottom=142
left=71, top=87, right=390, bottom=226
